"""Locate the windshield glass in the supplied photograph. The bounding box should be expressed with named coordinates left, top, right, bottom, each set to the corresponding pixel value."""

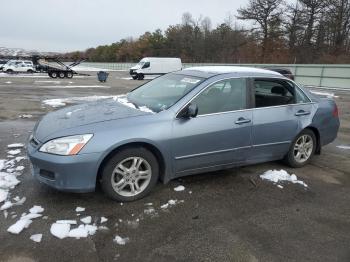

left=127, top=73, right=204, bottom=113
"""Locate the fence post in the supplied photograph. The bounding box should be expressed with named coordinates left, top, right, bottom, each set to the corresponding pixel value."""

left=319, top=65, right=325, bottom=87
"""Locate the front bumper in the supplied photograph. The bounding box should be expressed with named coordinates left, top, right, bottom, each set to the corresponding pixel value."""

left=27, top=139, right=102, bottom=193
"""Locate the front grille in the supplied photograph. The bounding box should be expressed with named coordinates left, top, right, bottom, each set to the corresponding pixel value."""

left=39, top=169, right=55, bottom=180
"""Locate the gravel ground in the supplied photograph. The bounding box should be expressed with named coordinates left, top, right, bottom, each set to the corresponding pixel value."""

left=0, top=71, right=349, bottom=262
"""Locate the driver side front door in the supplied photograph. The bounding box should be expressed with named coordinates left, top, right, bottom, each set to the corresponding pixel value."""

left=171, top=78, right=252, bottom=175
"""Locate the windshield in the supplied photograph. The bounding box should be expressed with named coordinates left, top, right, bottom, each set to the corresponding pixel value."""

left=127, top=73, right=204, bottom=112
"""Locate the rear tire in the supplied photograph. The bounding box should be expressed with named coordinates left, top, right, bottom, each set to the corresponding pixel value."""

left=100, top=147, right=159, bottom=202
left=27, top=69, right=34, bottom=73
left=284, top=129, right=316, bottom=168
left=58, top=72, right=65, bottom=78
left=6, top=69, right=13, bottom=74
left=132, top=75, right=138, bottom=80
left=137, top=74, right=144, bottom=80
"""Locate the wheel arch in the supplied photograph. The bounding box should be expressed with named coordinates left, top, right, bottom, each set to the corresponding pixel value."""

left=96, top=141, right=167, bottom=185
left=304, top=126, right=321, bottom=154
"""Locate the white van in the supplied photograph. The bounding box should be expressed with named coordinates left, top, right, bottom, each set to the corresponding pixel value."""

left=129, top=57, right=182, bottom=80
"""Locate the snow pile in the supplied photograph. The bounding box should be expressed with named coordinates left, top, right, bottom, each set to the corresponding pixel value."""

left=174, top=185, right=185, bottom=192
left=50, top=215, right=102, bottom=239
left=113, top=235, right=129, bottom=245
left=0, top=145, right=26, bottom=212
left=260, top=169, right=308, bottom=188
left=7, top=205, right=44, bottom=234
left=337, top=145, right=350, bottom=150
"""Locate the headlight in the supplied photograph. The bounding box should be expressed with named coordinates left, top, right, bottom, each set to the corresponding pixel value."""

left=39, top=134, right=93, bottom=155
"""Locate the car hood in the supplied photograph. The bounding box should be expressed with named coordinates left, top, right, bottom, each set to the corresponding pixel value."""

left=34, top=98, right=151, bottom=142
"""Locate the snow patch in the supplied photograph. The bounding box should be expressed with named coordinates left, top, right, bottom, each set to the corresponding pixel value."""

left=337, top=145, right=350, bottom=150
left=113, top=235, right=129, bottom=245
left=100, top=217, right=108, bottom=223
left=30, top=234, right=42, bottom=243
left=29, top=205, right=44, bottom=214
left=7, top=143, right=24, bottom=148
left=310, top=90, right=339, bottom=98
left=174, top=185, right=185, bottom=192
left=75, top=206, right=85, bottom=212
left=50, top=223, right=71, bottom=239
left=260, top=169, right=308, bottom=188
left=80, top=216, right=92, bottom=224
left=7, top=219, right=32, bottom=234
left=8, top=149, right=21, bottom=155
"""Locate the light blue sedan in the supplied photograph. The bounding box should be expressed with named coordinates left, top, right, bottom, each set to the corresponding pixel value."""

left=27, top=67, right=340, bottom=201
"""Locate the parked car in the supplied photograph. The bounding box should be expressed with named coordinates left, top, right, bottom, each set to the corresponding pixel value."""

left=129, top=57, right=182, bottom=80
left=0, top=59, right=9, bottom=71
left=27, top=66, right=339, bottom=201
left=2, top=60, right=35, bottom=73
left=266, top=68, right=294, bottom=80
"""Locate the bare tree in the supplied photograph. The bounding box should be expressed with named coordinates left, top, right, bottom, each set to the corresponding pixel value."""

left=237, top=0, right=283, bottom=61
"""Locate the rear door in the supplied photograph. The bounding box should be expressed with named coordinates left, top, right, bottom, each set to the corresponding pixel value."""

left=249, top=78, right=312, bottom=161
left=172, top=78, right=252, bottom=174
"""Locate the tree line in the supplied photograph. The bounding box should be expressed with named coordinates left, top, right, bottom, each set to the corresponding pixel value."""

left=66, top=0, right=350, bottom=64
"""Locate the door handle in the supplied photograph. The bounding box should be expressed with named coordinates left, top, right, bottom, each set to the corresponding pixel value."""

left=235, top=117, right=251, bottom=125
left=295, top=110, right=311, bottom=116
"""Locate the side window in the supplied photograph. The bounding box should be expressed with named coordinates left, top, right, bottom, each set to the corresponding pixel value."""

left=254, top=79, right=294, bottom=108
left=192, top=78, right=247, bottom=115
left=142, top=62, right=150, bottom=69
left=295, top=86, right=310, bottom=103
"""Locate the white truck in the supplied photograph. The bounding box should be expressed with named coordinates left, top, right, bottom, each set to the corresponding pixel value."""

left=129, top=57, right=182, bottom=80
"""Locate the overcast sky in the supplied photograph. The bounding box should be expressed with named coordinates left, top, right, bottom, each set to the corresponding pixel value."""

left=1, top=0, right=251, bottom=52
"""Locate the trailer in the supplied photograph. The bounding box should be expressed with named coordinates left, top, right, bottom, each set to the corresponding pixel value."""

left=33, top=56, right=89, bottom=78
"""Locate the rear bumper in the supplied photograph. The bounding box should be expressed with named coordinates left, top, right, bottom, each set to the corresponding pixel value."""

left=27, top=142, right=102, bottom=193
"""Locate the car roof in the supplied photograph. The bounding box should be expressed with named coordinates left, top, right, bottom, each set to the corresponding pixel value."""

left=182, top=66, right=283, bottom=78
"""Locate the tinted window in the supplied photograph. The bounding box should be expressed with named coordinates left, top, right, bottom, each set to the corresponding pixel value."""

left=142, top=62, right=150, bottom=69
left=254, top=79, right=294, bottom=107
left=192, top=78, right=247, bottom=115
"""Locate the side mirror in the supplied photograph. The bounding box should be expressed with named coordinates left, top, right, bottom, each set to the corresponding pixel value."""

left=178, top=103, right=198, bottom=118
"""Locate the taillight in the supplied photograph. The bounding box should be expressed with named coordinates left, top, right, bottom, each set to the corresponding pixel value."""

left=332, top=104, right=339, bottom=118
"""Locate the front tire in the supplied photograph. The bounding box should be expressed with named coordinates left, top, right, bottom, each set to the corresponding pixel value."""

left=65, top=71, right=73, bottom=78
left=284, top=129, right=316, bottom=168
left=49, top=72, right=58, bottom=78
left=100, top=147, right=159, bottom=202
left=137, top=74, right=144, bottom=80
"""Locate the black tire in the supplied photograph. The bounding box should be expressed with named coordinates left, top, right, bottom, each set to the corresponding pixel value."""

left=137, top=74, right=144, bottom=80
left=58, top=72, right=66, bottom=78
left=6, top=69, right=13, bottom=74
left=27, top=69, right=34, bottom=73
left=284, top=129, right=316, bottom=168
left=65, top=71, right=73, bottom=78
left=50, top=72, right=58, bottom=78
left=132, top=75, right=138, bottom=80
left=100, top=147, right=159, bottom=202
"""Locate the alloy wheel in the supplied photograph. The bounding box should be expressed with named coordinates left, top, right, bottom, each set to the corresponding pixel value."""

left=111, top=157, right=152, bottom=197
left=293, top=134, right=314, bottom=164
